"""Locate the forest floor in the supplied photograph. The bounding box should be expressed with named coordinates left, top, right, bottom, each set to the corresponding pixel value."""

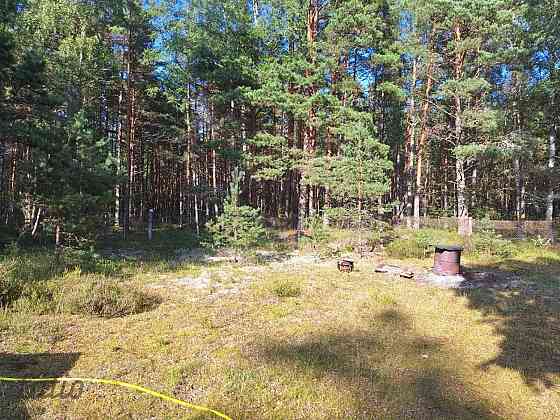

left=1, top=228, right=560, bottom=419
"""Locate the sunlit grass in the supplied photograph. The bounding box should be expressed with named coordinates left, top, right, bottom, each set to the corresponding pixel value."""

left=1, top=228, right=560, bottom=418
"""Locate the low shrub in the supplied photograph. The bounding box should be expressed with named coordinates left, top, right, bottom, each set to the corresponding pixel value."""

left=468, top=218, right=518, bottom=258
left=271, top=278, right=302, bottom=298
left=305, top=216, right=330, bottom=245
left=11, top=281, right=57, bottom=314
left=472, top=233, right=517, bottom=258
left=386, top=228, right=466, bottom=259
left=0, top=255, right=62, bottom=309
left=385, top=227, right=520, bottom=260
left=531, top=235, right=552, bottom=248
left=61, top=279, right=159, bottom=318
left=0, top=262, right=19, bottom=307
left=65, top=248, right=123, bottom=277
left=386, top=238, right=426, bottom=259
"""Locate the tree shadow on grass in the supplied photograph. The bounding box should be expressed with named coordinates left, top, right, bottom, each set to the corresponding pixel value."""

left=253, top=309, right=500, bottom=419
left=459, top=257, right=560, bottom=389
left=0, top=352, right=80, bottom=419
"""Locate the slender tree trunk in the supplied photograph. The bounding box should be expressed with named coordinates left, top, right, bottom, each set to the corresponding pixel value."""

left=55, top=223, right=62, bottom=247
left=298, top=0, right=319, bottom=237
left=405, top=59, right=418, bottom=225
left=456, top=158, right=467, bottom=217
left=123, top=12, right=134, bottom=239
left=186, top=84, right=194, bottom=229
left=115, top=89, right=123, bottom=227
left=471, top=166, right=477, bottom=210
left=443, top=153, right=449, bottom=214
left=546, top=124, right=557, bottom=241
left=6, top=144, right=17, bottom=225
left=453, top=24, right=468, bottom=218
left=546, top=126, right=556, bottom=222
left=194, top=168, right=200, bottom=236
left=31, top=207, right=42, bottom=237
left=0, top=141, right=3, bottom=189
left=252, top=0, right=259, bottom=25
left=413, top=34, right=435, bottom=228
left=514, top=156, right=526, bottom=238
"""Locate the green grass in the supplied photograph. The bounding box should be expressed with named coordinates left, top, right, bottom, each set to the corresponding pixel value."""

left=1, top=227, right=560, bottom=419
left=271, top=275, right=303, bottom=298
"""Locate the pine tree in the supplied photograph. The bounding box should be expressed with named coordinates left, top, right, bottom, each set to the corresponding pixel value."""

left=305, top=115, right=392, bottom=229
left=207, top=168, right=265, bottom=258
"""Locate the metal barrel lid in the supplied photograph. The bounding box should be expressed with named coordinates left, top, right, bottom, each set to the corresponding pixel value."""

left=434, top=244, right=464, bottom=252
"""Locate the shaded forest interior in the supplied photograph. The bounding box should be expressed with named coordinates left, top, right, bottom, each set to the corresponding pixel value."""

left=1, top=0, right=559, bottom=244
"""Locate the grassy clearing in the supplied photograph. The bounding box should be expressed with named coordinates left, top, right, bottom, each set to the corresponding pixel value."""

left=1, top=227, right=560, bottom=419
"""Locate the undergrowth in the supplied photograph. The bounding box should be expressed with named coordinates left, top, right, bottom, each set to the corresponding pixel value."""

left=60, top=277, right=160, bottom=318
left=0, top=248, right=160, bottom=318
left=271, top=276, right=303, bottom=298
left=385, top=227, right=530, bottom=259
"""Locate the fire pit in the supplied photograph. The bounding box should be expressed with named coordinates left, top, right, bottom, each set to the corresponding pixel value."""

left=338, top=259, right=354, bottom=273
left=433, top=245, right=463, bottom=275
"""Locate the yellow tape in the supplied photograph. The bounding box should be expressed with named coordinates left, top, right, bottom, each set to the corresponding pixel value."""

left=0, top=376, right=232, bottom=420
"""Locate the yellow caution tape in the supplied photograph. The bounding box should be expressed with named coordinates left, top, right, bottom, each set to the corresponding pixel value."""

left=0, top=376, right=232, bottom=420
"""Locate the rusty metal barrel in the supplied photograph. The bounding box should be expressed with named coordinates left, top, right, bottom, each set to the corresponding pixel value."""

left=433, top=245, right=463, bottom=275
left=338, top=259, right=354, bottom=273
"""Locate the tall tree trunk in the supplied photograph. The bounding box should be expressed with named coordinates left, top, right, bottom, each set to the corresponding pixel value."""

left=405, top=58, right=418, bottom=225
left=453, top=24, right=468, bottom=218
left=7, top=144, right=17, bottom=225
left=456, top=158, right=468, bottom=217
left=0, top=140, right=4, bottom=198
left=443, top=152, right=449, bottom=214
left=413, top=29, right=436, bottom=228
left=31, top=207, right=42, bottom=237
left=123, top=8, right=134, bottom=239
left=55, top=223, right=62, bottom=248
left=115, top=89, right=123, bottom=227
left=513, top=106, right=526, bottom=236
left=298, top=0, right=318, bottom=237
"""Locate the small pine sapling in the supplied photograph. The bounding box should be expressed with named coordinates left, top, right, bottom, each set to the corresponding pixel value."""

left=207, top=169, right=265, bottom=260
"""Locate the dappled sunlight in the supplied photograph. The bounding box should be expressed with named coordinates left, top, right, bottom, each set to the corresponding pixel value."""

left=460, top=256, right=560, bottom=390
left=252, top=309, right=499, bottom=419
left=0, top=352, right=81, bottom=418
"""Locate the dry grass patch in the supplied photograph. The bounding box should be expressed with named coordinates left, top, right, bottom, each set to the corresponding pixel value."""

left=1, top=245, right=560, bottom=419
left=60, top=278, right=160, bottom=318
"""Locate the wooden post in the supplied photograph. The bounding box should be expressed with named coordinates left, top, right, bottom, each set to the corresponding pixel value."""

left=55, top=223, right=62, bottom=247
left=148, top=209, right=154, bottom=241
left=458, top=217, right=473, bottom=237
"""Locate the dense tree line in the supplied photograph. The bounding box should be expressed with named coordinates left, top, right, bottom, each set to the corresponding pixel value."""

left=0, top=0, right=558, bottom=244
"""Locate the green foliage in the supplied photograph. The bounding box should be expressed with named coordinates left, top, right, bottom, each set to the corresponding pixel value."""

left=64, top=248, right=122, bottom=277
left=472, top=233, right=517, bottom=258
left=386, top=228, right=462, bottom=259
left=271, top=278, right=302, bottom=298
left=470, top=218, right=517, bottom=258
left=0, top=262, right=19, bottom=308
left=386, top=239, right=427, bottom=259
left=385, top=228, right=519, bottom=260
left=1, top=0, right=559, bottom=246
left=0, top=242, right=135, bottom=311
left=304, top=119, right=392, bottom=227
left=10, top=281, right=57, bottom=314
left=207, top=169, right=265, bottom=252
left=531, top=235, right=552, bottom=249
left=245, top=133, right=301, bottom=181
left=304, top=216, right=330, bottom=245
